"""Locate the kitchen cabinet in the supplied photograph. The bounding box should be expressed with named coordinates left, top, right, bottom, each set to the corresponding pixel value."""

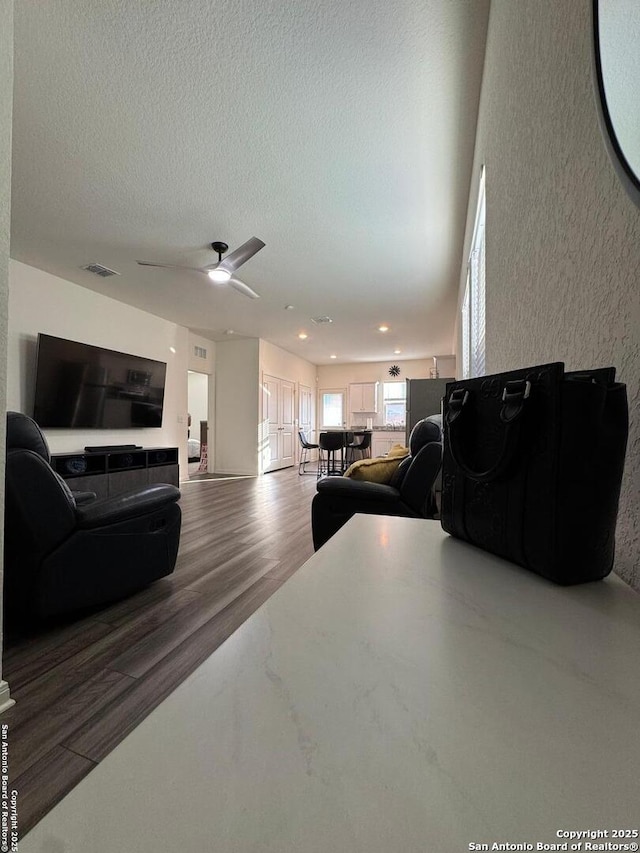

left=371, top=431, right=406, bottom=458
left=349, top=382, right=378, bottom=413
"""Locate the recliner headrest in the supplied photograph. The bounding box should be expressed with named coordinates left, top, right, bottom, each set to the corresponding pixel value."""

left=6, top=412, right=51, bottom=462
left=408, top=415, right=442, bottom=456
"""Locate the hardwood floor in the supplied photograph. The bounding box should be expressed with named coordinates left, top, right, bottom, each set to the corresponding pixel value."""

left=2, top=468, right=318, bottom=838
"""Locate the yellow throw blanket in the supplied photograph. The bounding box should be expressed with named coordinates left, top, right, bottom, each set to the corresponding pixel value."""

left=343, top=444, right=409, bottom=484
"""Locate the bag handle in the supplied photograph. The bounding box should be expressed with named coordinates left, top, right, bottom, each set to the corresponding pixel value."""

left=445, top=379, right=531, bottom=482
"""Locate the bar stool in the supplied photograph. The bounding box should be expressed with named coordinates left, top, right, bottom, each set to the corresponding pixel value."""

left=298, top=429, right=319, bottom=475
left=317, top=432, right=345, bottom=478
left=346, top=431, right=372, bottom=466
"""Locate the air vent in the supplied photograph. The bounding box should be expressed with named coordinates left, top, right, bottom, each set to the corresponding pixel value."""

left=194, top=345, right=207, bottom=359
left=311, top=316, right=333, bottom=325
left=81, top=263, right=120, bottom=278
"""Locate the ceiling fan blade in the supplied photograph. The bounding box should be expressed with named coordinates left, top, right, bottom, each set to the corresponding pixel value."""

left=136, top=261, right=205, bottom=273
left=227, top=277, right=260, bottom=299
left=216, top=237, right=265, bottom=275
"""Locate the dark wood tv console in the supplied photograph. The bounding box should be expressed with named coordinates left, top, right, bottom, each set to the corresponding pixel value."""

left=51, top=446, right=179, bottom=499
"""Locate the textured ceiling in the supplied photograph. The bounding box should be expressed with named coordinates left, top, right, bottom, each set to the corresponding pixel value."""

left=11, top=0, right=490, bottom=365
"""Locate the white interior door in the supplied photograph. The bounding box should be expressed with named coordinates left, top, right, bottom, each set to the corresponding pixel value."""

left=280, top=380, right=295, bottom=467
left=263, top=374, right=295, bottom=472
left=299, top=385, right=312, bottom=432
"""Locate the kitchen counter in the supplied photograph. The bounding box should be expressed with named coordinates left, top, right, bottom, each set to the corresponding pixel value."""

left=351, top=425, right=405, bottom=431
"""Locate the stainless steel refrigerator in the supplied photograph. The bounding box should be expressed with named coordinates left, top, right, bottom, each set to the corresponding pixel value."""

left=405, top=378, right=452, bottom=442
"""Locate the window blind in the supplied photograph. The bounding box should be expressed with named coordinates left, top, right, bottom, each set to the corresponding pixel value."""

left=462, top=167, right=486, bottom=378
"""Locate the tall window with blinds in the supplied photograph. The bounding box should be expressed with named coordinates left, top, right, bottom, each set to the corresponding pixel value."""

left=462, top=167, right=486, bottom=378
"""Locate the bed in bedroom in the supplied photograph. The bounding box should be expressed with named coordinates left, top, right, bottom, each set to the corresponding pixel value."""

left=188, top=437, right=201, bottom=462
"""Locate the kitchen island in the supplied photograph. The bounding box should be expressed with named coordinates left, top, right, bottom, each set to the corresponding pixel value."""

left=19, top=515, right=640, bottom=852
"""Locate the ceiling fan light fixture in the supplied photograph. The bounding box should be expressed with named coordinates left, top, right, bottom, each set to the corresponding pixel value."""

left=208, top=268, right=232, bottom=284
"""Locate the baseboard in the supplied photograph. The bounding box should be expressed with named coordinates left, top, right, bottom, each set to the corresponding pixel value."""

left=0, top=681, right=14, bottom=714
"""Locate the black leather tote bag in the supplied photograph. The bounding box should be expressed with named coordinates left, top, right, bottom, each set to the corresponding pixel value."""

left=440, top=363, right=628, bottom=584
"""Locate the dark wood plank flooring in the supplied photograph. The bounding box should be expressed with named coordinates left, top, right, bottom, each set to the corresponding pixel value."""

left=2, top=468, right=318, bottom=838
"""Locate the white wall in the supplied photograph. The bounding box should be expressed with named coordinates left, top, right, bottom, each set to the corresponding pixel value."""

left=215, top=338, right=260, bottom=475
left=317, top=359, right=439, bottom=388
left=436, top=356, right=456, bottom=379
left=0, top=1, right=14, bottom=714
left=260, top=340, right=317, bottom=390
left=260, top=338, right=317, bottom=420
left=8, top=261, right=190, bottom=477
left=211, top=339, right=317, bottom=475
left=259, top=340, right=318, bottom=469
left=460, top=0, right=640, bottom=590
left=187, top=331, right=215, bottom=374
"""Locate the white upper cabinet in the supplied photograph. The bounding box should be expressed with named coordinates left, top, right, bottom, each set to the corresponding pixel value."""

left=349, top=382, right=379, bottom=413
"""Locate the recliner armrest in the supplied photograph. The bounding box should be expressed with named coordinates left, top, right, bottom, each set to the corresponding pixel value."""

left=76, top=484, right=181, bottom=529
left=71, top=490, right=97, bottom=506
left=316, top=477, right=401, bottom=503
left=400, top=441, right=442, bottom=515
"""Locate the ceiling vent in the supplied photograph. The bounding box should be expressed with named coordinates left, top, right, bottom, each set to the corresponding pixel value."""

left=81, top=263, right=120, bottom=278
left=311, top=316, right=333, bottom=325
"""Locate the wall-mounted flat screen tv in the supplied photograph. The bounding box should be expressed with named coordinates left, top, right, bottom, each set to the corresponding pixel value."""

left=33, top=334, right=167, bottom=428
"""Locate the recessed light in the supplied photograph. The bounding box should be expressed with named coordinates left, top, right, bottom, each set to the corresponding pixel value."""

left=169, top=346, right=177, bottom=354
left=285, top=304, right=295, bottom=310
left=330, top=354, right=337, bottom=359
left=225, top=329, right=235, bottom=335
left=298, top=332, right=308, bottom=340
left=378, top=325, right=389, bottom=333
left=394, top=349, right=401, bottom=354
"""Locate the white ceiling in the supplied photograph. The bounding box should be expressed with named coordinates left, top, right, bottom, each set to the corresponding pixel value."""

left=10, top=0, right=490, bottom=366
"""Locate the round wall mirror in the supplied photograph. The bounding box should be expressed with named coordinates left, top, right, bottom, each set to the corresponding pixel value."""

left=593, top=0, right=640, bottom=207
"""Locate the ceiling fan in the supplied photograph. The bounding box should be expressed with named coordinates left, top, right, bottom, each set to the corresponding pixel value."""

left=136, top=237, right=265, bottom=299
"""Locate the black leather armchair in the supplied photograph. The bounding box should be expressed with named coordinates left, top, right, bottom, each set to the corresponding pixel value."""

left=311, top=416, right=442, bottom=550
left=4, top=412, right=182, bottom=621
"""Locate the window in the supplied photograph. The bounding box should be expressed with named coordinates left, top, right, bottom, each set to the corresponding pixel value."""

left=461, top=280, right=471, bottom=379
left=382, top=381, right=406, bottom=427
left=320, top=390, right=345, bottom=427
left=462, top=166, right=486, bottom=378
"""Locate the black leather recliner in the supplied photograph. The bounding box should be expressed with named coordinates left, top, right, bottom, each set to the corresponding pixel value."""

left=311, top=416, right=442, bottom=550
left=4, top=411, right=182, bottom=621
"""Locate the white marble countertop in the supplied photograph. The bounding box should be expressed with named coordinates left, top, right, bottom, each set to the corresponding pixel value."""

left=21, top=516, right=640, bottom=852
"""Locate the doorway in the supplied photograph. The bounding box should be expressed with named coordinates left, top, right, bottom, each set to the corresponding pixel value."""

left=187, top=371, right=209, bottom=478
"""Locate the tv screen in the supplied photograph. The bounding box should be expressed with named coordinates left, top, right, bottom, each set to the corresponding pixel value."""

left=33, top=334, right=167, bottom=428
